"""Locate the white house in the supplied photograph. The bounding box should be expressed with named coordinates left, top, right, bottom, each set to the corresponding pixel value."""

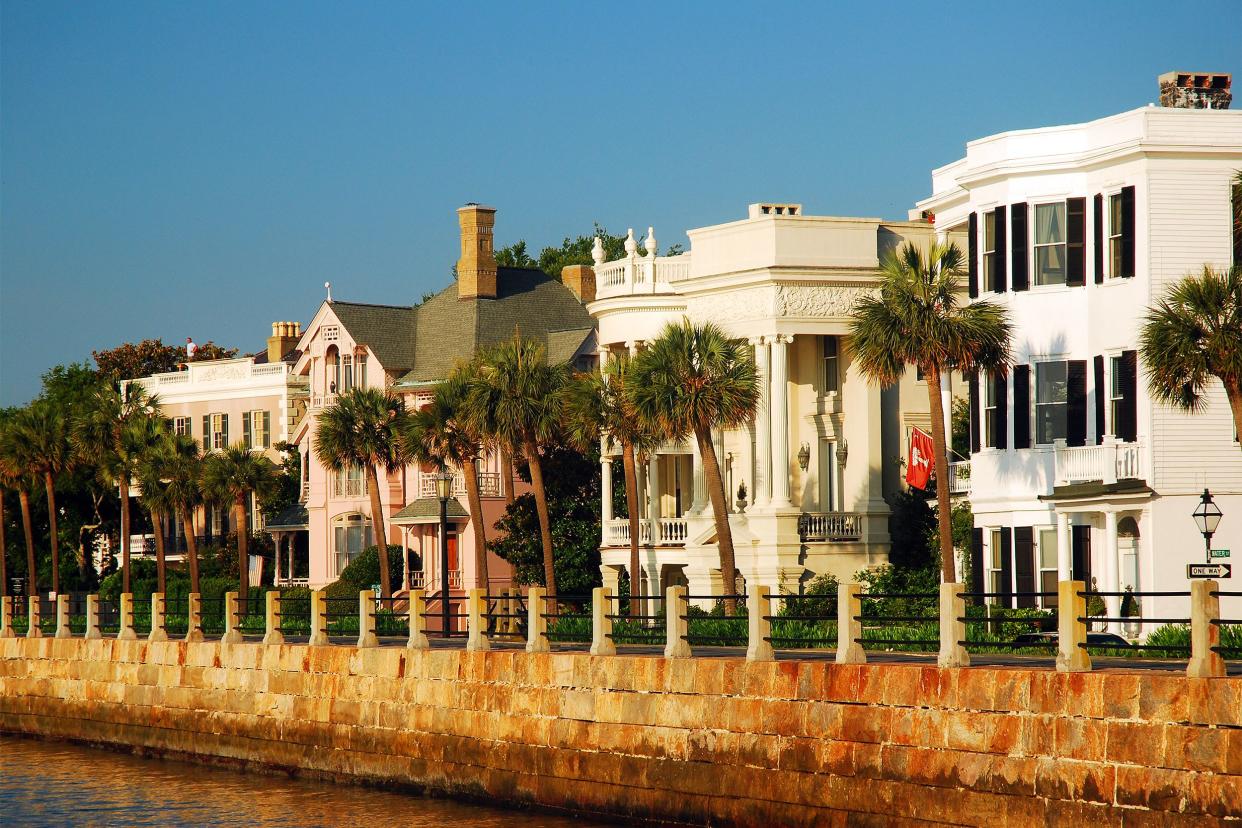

left=916, top=72, right=1242, bottom=626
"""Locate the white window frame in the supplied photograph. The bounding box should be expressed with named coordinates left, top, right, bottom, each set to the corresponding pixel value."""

left=988, top=528, right=1005, bottom=602
left=1108, top=354, right=1125, bottom=439
left=1037, top=527, right=1059, bottom=609
left=1032, top=201, right=1068, bottom=287
left=333, top=513, right=370, bottom=577
left=983, top=373, right=999, bottom=448
left=173, top=416, right=190, bottom=436
left=822, top=336, right=840, bottom=394
left=982, top=211, right=997, bottom=292
left=250, top=410, right=270, bottom=449
left=342, top=354, right=353, bottom=391
left=210, top=413, right=227, bottom=450
left=1107, top=191, right=1124, bottom=279
left=1034, top=360, right=1069, bottom=446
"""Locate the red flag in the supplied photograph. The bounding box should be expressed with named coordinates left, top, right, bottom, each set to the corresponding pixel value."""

left=906, top=427, right=934, bottom=490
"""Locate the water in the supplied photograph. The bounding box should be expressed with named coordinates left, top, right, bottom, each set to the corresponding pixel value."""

left=0, top=735, right=617, bottom=827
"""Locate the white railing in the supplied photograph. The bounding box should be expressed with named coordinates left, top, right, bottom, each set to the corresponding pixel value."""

left=799, top=512, right=863, bottom=542
left=332, top=477, right=366, bottom=498
left=593, top=254, right=691, bottom=300
left=275, top=576, right=309, bottom=588
left=310, top=393, right=337, bottom=409
left=948, top=461, right=971, bottom=495
left=409, top=571, right=425, bottom=589
left=252, top=364, right=286, bottom=376
left=300, top=482, right=310, bottom=502
left=1054, top=440, right=1144, bottom=485
left=417, top=470, right=504, bottom=500
left=656, top=518, right=689, bottom=544
left=603, top=517, right=688, bottom=546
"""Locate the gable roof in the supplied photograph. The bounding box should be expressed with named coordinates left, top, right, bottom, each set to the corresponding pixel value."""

left=328, top=301, right=420, bottom=371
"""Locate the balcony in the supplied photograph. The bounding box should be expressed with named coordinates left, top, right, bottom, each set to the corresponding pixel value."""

left=412, top=570, right=462, bottom=591
left=798, top=512, right=863, bottom=542
left=417, top=471, right=503, bottom=500
left=332, top=477, right=366, bottom=498
left=310, top=393, right=337, bottom=410
left=1054, top=440, right=1144, bottom=486
left=949, top=461, right=971, bottom=495
left=594, top=254, right=691, bottom=300
left=602, top=517, right=688, bottom=547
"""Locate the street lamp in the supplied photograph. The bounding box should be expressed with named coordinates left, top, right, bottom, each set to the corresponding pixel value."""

left=1192, top=488, right=1223, bottom=564
left=434, top=469, right=455, bottom=636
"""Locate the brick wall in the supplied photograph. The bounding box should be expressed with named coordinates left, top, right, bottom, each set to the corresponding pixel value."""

left=0, top=638, right=1238, bottom=825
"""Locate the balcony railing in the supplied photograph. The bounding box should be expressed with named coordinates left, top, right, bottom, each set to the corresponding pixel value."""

left=602, top=517, right=689, bottom=546
left=310, top=393, right=337, bottom=409
left=1054, top=439, right=1144, bottom=486
left=949, top=461, right=971, bottom=495
left=594, top=253, right=691, bottom=300
left=417, top=471, right=503, bottom=500
left=799, top=512, right=863, bottom=542
left=332, top=477, right=366, bottom=498
left=300, top=482, right=310, bottom=502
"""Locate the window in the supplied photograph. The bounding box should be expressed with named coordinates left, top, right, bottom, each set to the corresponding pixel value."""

left=333, top=513, right=370, bottom=575
left=173, top=417, right=190, bottom=436
left=250, top=410, right=270, bottom=449
left=210, top=504, right=226, bottom=536
left=1108, top=194, right=1124, bottom=278
left=1034, top=203, right=1066, bottom=286
left=822, top=336, right=840, bottom=393
left=357, top=354, right=368, bottom=389
left=1035, top=361, right=1068, bottom=444
left=210, top=413, right=227, bottom=450
left=1038, top=528, right=1059, bottom=608
left=1109, top=357, right=1125, bottom=437
left=989, top=529, right=1005, bottom=596
left=982, top=211, right=998, bottom=291
left=342, top=354, right=353, bottom=390
left=323, top=325, right=339, bottom=342
left=984, top=374, right=999, bottom=448
left=334, top=465, right=365, bottom=498
left=249, top=493, right=263, bottom=533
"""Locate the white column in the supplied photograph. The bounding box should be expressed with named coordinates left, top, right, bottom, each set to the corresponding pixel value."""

left=769, top=334, right=792, bottom=509
left=1057, top=512, right=1072, bottom=580
left=273, top=534, right=282, bottom=585
left=751, top=336, right=771, bottom=509
left=939, top=372, right=953, bottom=450
left=648, top=455, right=661, bottom=523
left=601, top=456, right=613, bottom=532
left=1104, top=510, right=1121, bottom=634
left=689, top=439, right=707, bottom=516
left=625, top=340, right=639, bottom=358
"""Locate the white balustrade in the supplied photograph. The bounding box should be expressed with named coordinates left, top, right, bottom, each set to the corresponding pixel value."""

left=656, top=518, right=688, bottom=544
left=948, top=461, right=971, bottom=495
left=603, top=518, right=688, bottom=546
left=310, top=393, right=337, bottom=409
left=593, top=255, right=691, bottom=300
left=799, top=512, right=863, bottom=542
left=332, top=477, right=367, bottom=498
left=1054, top=440, right=1144, bottom=485
left=418, top=470, right=503, bottom=499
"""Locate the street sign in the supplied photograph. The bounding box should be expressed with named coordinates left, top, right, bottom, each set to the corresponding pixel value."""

left=1187, top=563, right=1231, bottom=579
left=1209, top=549, right=1230, bottom=559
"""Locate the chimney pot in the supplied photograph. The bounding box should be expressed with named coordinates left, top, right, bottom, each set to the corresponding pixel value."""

left=1158, top=71, right=1231, bottom=109
left=561, top=265, right=596, bottom=305
left=456, top=204, right=498, bottom=300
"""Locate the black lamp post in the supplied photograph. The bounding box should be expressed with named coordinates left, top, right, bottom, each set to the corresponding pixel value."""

left=1192, top=488, right=1223, bottom=564
left=435, top=469, right=454, bottom=636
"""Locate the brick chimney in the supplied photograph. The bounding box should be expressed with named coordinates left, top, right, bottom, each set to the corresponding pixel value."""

left=266, top=321, right=301, bottom=362
left=456, top=203, right=498, bottom=300
left=561, top=265, right=596, bottom=304
left=1158, top=72, right=1232, bottom=109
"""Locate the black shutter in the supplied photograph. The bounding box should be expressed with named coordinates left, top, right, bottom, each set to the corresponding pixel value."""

left=1014, top=527, right=1035, bottom=608
left=968, top=212, right=979, bottom=298
left=1066, top=361, right=1088, bottom=447
left=1120, top=186, right=1136, bottom=279
left=969, top=373, right=981, bottom=454
left=993, top=206, right=1007, bottom=293
left=1094, top=356, right=1106, bottom=445
left=221, top=414, right=229, bottom=449
left=1118, top=350, right=1138, bottom=444
left=1066, top=198, right=1086, bottom=287
left=1013, top=365, right=1031, bottom=449
left=202, top=415, right=211, bottom=451
left=999, top=528, right=1013, bottom=609
left=1093, top=194, right=1104, bottom=284
left=242, top=411, right=252, bottom=450
left=970, top=527, right=985, bottom=605
left=993, top=372, right=1008, bottom=450
left=1010, top=203, right=1028, bottom=292
left=1071, top=525, right=1091, bottom=584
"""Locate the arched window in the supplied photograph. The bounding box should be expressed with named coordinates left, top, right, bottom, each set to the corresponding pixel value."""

left=333, top=512, right=371, bottom=576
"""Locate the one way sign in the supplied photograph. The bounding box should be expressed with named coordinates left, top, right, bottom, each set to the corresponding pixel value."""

left=1187, top=563, right=1232, bottom=579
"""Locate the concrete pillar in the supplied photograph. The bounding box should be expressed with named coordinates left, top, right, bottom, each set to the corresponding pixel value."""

left=689, top=438, right=708, bottom=516
left=600, top=455, right=613, bottom=536
left=407, top=589, right=429, bottom=649
left=1056, top=580, right=1091, bottom=672
left=55, top=594, right=71, bottom=639
left=590, top=586, right=616, bottom=656
left=600, top=565, right=620, bottom=596
left=26, top=595, right=42, bottom=639
left=1187, top=579, right=1225, bottom=678
left=746, top=585, right=775, bottom=662
left=526, top=586, right=550, bottom=653
left=835, top=582, right=866, bottom=664
left=937, top=582, right=970, bottom=668
left=221, top=591, right=242, bottom=644
left=940, top=372, right=953, bottom=444
left=117, top=593, right=136, bottom=641
left=309, top=589, right=329, bottom=646
left=648, top=455, right=661, bottom=522
left=664, top=584, right=691, bottom=659
left=0, top=596, right=13, bottom=638
left=1103, top=510, right=1121, bottom=634
left=356, top=589, right=378, bottom=648
left=769, top=334, right=792, bottom=508
left=148, top=593, right=168, bottom=642
left=465, top=588, right=490, bottom=652
left=84, top=594, right=101, bottom=640
left=273, top=534, right=283, bottom=585
left=1056, top=512, right=1072, bottom=580
left=185, top=593, right=203, bottom=643
left=751, top=336, right=771, bottom=509
left=262, top=591, right=284, bottom=645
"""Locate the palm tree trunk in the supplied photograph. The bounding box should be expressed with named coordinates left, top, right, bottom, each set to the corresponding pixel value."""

left=182, top=509, right=200, bottom=595
left=925, top=365, right=957, bottom=584
left=151, top=511, right=167, bottom=596
left=19, top=489, right=37, bottom=596
left=235, top=496, right=249, bottom=601
left=462, top=458, right=489, bottom=593
left=0, top=493, right=8, bottom=597
left=1226, top=379, right=1242, bottom=455
left=620, top=443, right=642, bottom=615
left=119, top=473, right=131, bottom=595
left=43, top=472, right=60, bottom=595
left=364, top=465, right=391, bottom=599
left=524, top=438, right=557, bottom=603
left=501, top=450, right=515, bottom=506
left=695, top=428, right=737, bottom=616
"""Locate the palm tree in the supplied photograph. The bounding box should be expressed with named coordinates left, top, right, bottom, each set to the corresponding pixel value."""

left=161, top=435, right=205, bottom=594
left=202, top=444, right=279, bottom=600
left=72, top=384, right=162, bottom=594
left=467, top=337, right=568, bottom=598
left=313, top=388, right=407, bottom=599
left=401, top=362, right=492, bottom=591
left=1139, top=264, right=1242, bottom=446
left=630, top=321, right=759, bottom=615
left=0, top=412, right=33, bottom=598
left=850, top=241, right=1012, bottom=583
left=135, top=431, right=188, bottom=595
left=9, top=403, right=74, bottom=595
left=565, top=354, right=658, bottom=614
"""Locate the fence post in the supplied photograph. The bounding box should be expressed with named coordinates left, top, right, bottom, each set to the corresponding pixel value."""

left=835, top=582, right=866, bottom=664
left=117, top=593, right=136, bottom=641
left=526, top=586, right=550, bottom=653
left=221, top=591, right=243, bottom=644
left=55, top=595, right=71, bottom=639
left=937, top=582, right=970, bottom=668
left=590, top=586, right=616, bottom=656
left=185, top=593, right=204, bottom=643
left=148, top=593, right=168, bottom=642
left=26, top=595, right=43, bottom=639
left=0, top=596, right=13, bottom=638
left=746, top=585, right=775, bottom=662
left=84, top=595, right=101, bottom=640
left=1187, top=579, right=1225, bottom=678
left=1056, top=580, right=1091, bottom=672
left=262, top=591, right=284, bottom=645
left=309, top=589, right=329, bottom=646
left=664, top=584, right=691, bottom=659
left=466, top=588, right=490, bottom=652
left=357, top=589, right=379, bottom=648
left=408, top=589, right=429, bottom=650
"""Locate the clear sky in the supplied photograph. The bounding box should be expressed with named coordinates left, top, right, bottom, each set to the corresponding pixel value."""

left=2, top=1, right=1238, bottom=404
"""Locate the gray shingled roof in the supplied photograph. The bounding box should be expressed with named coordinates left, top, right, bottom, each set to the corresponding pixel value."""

left=391, top=496, right=469, bottom=523
left=328, top=302, right=420, bottom=371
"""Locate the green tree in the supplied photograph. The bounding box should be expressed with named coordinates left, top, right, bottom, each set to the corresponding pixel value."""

left=135, top=432, right=193, bottom=596
left=7, top=402, right=74, bottom=594
left=1139, top=264, right=1242, bottom=445
left=202, top=444, right=279, bottom=600
left=629, top=321, right=759, bottom=615
left=93, top=338, right=238, bottom=382
left=0, top=411, right=31, bottom=597
left=313, top=388, right=408, bottom=599
left=849, top=242, right=1012, bottom=583
left=159, top=435, right=205, bottom=594
left=495, top=225, right=680, bottom=283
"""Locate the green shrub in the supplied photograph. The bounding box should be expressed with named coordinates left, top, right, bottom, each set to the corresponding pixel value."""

left=337, top=545, right=404, bottom=589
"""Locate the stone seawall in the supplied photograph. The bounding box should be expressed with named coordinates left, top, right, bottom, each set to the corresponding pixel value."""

left=0, top=638, right=1238, bottom=825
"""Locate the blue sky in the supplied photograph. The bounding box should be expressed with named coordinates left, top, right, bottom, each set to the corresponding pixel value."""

left=2, top=1, right=1238, bottom=404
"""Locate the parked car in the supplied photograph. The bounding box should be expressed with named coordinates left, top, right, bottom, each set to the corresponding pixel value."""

left=1012, top=632, right=1130, bottom=648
